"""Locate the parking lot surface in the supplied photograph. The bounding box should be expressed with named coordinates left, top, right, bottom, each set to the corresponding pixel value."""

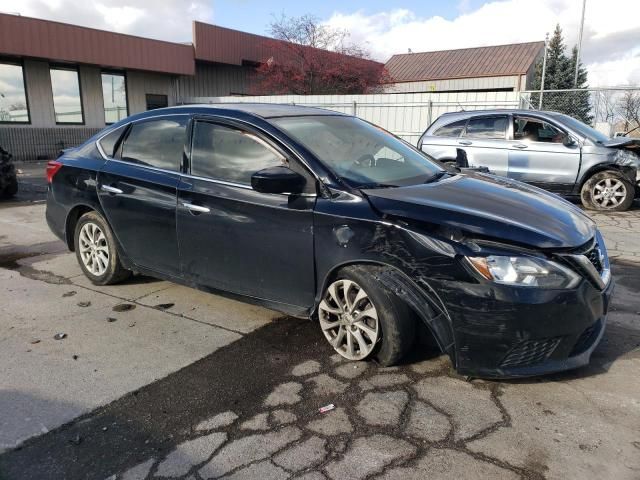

left=0, top=189, right=639, bottom=479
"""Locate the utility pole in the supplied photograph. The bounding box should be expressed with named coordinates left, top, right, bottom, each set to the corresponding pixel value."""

left=574, top=0, right=587, bottom=87
left=539, top=32, right=549, bottom=110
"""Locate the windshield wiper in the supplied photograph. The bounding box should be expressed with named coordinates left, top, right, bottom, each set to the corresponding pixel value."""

left=423, top=171, right=449, bottom=184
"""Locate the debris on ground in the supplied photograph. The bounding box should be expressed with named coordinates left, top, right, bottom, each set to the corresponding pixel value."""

left=53, top=333, right=67, bottom=340
left=113, top=303, right=136, bottom=312
left=319, top=404, right=335, bottom=413
left=77, top=301, right=91, bottom=307
left=62, top=291, right=77, bottom=297
left=155, top=303, right=175, bottom=310
left=128, top=323, right=136, bottom=328
left=107, top=317, right=117, bottom=323
left=72, top=355, right=79, bottom=360
left=29, top=338, right=41, bottom=344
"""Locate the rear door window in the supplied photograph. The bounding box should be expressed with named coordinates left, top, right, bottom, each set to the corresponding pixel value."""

left=120, top=116, right=188, bottom=171
left=433, top=119, right=467, bottom=137
left=190, top=121, right=285, bottom=185
left=464, top=116, right=507, bottom=140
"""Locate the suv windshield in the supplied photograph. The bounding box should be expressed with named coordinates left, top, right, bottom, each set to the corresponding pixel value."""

left=549, top=113, right=611, bottom=144
left=271, top=115, right=444, bottom=187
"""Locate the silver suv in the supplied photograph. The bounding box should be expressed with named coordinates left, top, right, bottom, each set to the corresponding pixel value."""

left=418, top=109, right=640, bottom=211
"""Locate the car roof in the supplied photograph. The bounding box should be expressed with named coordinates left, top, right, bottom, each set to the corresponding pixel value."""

left=424, top=108, right=567, bottom=134
left=130, top=103, right=345, bottom=120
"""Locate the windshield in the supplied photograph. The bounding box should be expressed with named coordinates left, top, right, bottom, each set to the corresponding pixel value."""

left=271, top=115, right=444, bottom=187
left=550, top=113, right=611, bottom=144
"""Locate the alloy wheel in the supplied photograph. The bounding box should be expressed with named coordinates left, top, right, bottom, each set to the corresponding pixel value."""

left=592, top=178, right=626, bottom=208
left=78, top=222, right=109, bottom=276
left=318, top=279, right=380, bottom=360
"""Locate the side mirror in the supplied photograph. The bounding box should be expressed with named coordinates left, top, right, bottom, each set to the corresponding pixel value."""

left=563, top=135, right=577, bottom=147
left=251, top=166, right=305, bottom=194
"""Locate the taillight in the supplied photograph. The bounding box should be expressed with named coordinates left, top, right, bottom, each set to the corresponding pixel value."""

left=46, top=160, right=63, bottom=184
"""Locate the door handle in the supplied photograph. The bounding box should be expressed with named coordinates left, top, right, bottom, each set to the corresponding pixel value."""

left=458, top=140, right=472, bottom=146
left=513, top=143, right=528, bottom=149
left=100, top=185, right=123, bottom=194
left=182, top=202, right=210, bottom=214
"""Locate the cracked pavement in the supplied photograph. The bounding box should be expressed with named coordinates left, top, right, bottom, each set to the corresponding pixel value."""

left=0, top=200, right=639, bottom=480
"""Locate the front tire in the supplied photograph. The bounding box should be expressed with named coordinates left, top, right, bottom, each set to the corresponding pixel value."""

left=74, top=211, right=131, bottom=285
left=318, top=266, right=416, bottom=366
left=580, top=170, right=634, bottom=212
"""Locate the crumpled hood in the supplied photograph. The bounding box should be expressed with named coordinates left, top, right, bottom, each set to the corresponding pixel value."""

left=602, top=137, right=640, bottom=150
left=363, top=173, right=596, bottom=249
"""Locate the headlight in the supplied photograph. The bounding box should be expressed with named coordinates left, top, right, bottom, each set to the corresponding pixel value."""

left=466, top=255, right=580, bottom=289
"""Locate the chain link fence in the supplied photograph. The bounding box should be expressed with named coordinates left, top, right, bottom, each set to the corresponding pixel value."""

left=520, top=87, right=640, bottom=138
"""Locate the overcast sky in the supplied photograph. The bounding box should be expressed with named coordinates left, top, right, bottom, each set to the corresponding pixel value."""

left=1, top=0, right=638, bottom=86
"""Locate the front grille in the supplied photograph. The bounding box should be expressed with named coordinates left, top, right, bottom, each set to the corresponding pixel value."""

left=585, top=244, right=603, bottom=274
left=500, top=337, right=562, bottom=368
left=570, top=319, right=602, bottom=357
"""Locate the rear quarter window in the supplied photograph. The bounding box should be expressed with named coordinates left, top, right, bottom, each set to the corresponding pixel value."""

left=433, top=119, right=467, bottom=137
left=464, top=116, right=507, bottom=139
left=98, top=124, right=128, bottom=158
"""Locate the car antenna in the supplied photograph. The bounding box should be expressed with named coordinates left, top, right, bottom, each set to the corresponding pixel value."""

left=457, top=102, right=466, bottom=112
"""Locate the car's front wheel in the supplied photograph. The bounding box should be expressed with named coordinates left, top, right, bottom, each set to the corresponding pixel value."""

left=580, top=170, right=634, bottom=211
left=74, top=211, right=131, bottom=285
left=318, top=266, right=416, bottom=366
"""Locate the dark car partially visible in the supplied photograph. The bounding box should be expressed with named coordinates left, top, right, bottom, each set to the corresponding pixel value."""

left=45, top=104, right=613, bottom=378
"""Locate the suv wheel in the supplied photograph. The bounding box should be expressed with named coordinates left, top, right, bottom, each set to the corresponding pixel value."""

left=74, top=211, right=131, bottom=285
left=580, top=170, right=634, bottom=212
left=318, top=266, right=416, bottom=366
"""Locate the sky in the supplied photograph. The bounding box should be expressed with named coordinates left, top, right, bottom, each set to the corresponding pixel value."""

left=1, top=0, right=639, bottom=86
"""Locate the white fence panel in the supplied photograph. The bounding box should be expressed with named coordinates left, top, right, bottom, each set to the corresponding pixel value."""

left=183, top=92, right=520, bottom=145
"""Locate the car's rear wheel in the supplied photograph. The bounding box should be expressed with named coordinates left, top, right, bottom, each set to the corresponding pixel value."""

left=74, top=211, right=131, bottom=285
left=581, top=170, right=634, bottom=211
left=318, top=266, right=416, bottom=366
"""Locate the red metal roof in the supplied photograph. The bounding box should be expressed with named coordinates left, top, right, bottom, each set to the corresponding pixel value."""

left=385, top=42, right=544, bottom=83
left=0, top=13, right=194, bottom=75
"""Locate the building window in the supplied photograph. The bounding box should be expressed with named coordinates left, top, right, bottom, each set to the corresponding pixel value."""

left=145, top=94, right=168, bottom=110
left=0, top=62, right=29, bottom=123
left=102, top=72, right=128, bottom=124
left=50, top=67, right=84, bottom=124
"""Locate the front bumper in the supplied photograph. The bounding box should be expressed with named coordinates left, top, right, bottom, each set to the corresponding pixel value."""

left=443, top=276, right=614, bottom=378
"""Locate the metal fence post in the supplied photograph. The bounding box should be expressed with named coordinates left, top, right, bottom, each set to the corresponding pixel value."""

left=427, top=100, right=433, bottom=127
left=352, top=100, right=357, bottom=116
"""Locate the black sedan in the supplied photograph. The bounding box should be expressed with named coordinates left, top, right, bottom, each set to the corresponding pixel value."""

left=45, top=104, right=614, bottom=378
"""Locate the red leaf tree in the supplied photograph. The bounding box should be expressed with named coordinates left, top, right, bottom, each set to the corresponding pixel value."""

left=251, top=15, right=389, bottom=95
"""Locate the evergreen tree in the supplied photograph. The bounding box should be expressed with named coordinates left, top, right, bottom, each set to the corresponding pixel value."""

left=530, top=24, right=592, bottom=124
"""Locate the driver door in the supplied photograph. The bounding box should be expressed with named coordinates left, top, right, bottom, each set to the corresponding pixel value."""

left=177, top=118, right=316, bottom=308
left=507, top=115, right=581, bottom=192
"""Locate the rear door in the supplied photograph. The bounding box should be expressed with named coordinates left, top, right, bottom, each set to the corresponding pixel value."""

left=98, top=115, right=188, bottom=277
left=177, top=118, right=316, bottom=307
left=507, top=115, right=580, bottom=192
left=459, top=115, right=509, bottom=176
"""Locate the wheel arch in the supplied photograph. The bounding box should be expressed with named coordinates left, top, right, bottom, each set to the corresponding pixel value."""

left=315, top=260, right=457, bottom=364
left=577, top=163, right=636, bottom=192
left=65, top=203, right=99, bottom=251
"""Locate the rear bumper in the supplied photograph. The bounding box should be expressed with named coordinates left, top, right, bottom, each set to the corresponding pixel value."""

left=443, top=277, right=614, bottom=378
left=45, top=189, right=67, bottom=244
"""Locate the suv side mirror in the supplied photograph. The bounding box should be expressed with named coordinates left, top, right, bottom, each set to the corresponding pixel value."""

left=251, top=166, right=305, bottom=194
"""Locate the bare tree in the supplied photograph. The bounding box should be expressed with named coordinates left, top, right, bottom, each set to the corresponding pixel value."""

left=252, top=14, right=388, bottom=95
left=618, top=90, right=640, bottom=134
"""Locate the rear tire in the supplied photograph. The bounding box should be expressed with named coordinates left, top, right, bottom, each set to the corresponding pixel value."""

left=318, top=265, right=416, bottom=366
left=74, top=211, right=131, bottom=285
left=580, top=170, right=634, bottom=212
